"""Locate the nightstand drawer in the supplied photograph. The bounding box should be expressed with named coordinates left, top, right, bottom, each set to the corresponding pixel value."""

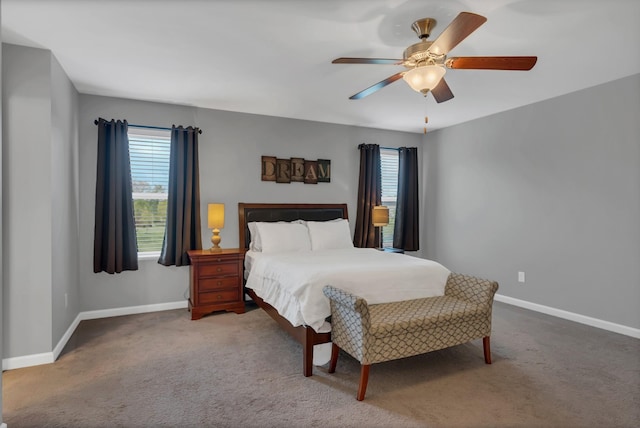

left=199, top=289, right=240, bottom=304
left=200, top=262, right=238, bottom=277
left=200, top=276, right=240, bottom=291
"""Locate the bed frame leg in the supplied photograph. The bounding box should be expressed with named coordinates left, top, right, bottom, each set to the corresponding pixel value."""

left=357, top=364, right=370, bottom=401
left=328, top=343, right=339, bottom=373
left=483, top=336, right=492, bottom=364
left=303, top=328, right=314, bottom=377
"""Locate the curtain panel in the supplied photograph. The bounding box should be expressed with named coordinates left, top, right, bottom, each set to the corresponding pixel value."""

left=353, top=143, right=382, bottom=248
left=93, top=118, right=139, bottom=273
left=158, top=126, right=202, bottom=266
left=393, top=147, right=420, bottom=251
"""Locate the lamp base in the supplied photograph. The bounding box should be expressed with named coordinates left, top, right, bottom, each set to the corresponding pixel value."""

left=210, top=228, right=222, bottom=252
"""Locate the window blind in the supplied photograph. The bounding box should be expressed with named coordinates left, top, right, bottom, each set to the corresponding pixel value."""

left=128, top=128, right=171, bottom=254
left=380, top=148, right=399, bottom=248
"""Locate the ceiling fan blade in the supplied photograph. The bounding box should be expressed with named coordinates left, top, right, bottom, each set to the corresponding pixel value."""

left=446, top=56, right=537, bottom=70
left=429, top=12, right=487, bottom=55
left=349, top=72, right=404, bottom=99
left=332, top=57, right=403, bottom=65
left=431, top=78, right=454, bottom=103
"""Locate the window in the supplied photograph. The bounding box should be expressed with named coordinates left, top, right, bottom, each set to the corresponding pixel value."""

left=380, top=148, right=399, bottom=248
left=128, top=127, right=171, bottom=256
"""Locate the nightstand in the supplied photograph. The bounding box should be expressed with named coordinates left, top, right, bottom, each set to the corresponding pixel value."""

left=187, top=249, right=245, bottom=320
left=377, top=247, right=404, bottom=254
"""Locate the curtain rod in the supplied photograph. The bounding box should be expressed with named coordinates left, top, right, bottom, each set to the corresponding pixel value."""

left=93, top=119, right=202, bottom=134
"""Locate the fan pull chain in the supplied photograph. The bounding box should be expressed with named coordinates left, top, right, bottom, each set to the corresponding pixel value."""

left=423, top=98, right=429, bottom=134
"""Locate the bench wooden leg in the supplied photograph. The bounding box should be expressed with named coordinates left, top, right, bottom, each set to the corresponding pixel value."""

left=328, top=343, right=339, bottom=373
left=483, top=336, right=492, bottom=364
left=357, top=364, right=370, bottom=401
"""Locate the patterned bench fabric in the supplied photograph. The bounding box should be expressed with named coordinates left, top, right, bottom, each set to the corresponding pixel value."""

left=323, top=272, right=499, bottom=365
left=445, top=273, right=499, bottom=306
left=323, top=286, right=370, bottom=362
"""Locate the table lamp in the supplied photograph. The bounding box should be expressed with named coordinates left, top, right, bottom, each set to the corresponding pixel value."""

left=372, top=205, right=389, bottom=247
left=208, top=203, right=225, bottom=252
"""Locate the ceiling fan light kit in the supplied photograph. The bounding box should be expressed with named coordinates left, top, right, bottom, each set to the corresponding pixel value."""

left=332, top=12, right=537, bottom=105
left=403, top=65, right=446, bottom=94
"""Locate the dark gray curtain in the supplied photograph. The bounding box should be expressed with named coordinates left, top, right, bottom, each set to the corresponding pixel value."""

left=353, top=144, right=381, bottom=248
left=393, top=147, right=420, bottom=251
left=158, top=126, right=202, bottom=266
left=93, top=118, right=139, bottom=273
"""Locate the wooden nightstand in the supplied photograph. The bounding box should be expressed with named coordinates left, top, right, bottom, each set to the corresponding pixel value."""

left=187, top=249, right=245, bottom=320
left=377, top=247, right=404, bottom=254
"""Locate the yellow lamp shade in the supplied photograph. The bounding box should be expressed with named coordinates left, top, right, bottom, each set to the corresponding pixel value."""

left=372, top=206, right=389, bottom=227
left=208, top=203, right=225, bottom=229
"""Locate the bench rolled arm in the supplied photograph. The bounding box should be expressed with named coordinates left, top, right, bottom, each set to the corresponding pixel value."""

left=445, top=273, right=499, bottom=306
left=323, top=285, right=370, bottom=320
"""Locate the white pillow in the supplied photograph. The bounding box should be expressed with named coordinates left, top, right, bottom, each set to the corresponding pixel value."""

left=248, top=222, right=261, bottom=251
left=255, top=222, right=311, bottom=253
left=306, top=219, right=354, bottom=250
left=248, top=220, right=305, bottom=251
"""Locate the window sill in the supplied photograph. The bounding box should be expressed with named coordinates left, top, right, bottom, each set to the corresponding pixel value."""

left=138, top=252, right=160, bottom=261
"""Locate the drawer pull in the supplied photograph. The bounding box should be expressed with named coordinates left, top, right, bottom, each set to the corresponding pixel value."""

left=216, top=267, right=222, bottom=272
left=217, top=281, right=222, bottom=286
left=216, top=258, right=222, bottom=262
left=217, top=294, right=222, bottom=300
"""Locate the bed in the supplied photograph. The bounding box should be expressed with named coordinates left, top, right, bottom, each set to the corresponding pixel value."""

left=238, top=202, right=450, bottom=377
left=239, top=203, right=345, bottom=377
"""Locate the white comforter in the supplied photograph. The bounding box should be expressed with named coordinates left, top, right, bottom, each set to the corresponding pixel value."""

left=245, top=248, right=450, bottom=332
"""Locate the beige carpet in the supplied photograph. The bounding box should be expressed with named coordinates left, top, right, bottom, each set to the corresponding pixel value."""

left=3, top=301, right=639, bottom=427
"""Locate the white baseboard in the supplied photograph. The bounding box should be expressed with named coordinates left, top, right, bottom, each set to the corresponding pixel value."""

left=52, top=312, right=83, bottom=362
left=2, top=300, right=188, bottom=371
left=1, top=422, right=7, bottom=428
left=495, top=294, right=640, bottom=339
left=4, top=296, right=638, bottom=371
left=80, top=300, right=188, bottom=321
left=2, top=352, right=55, bottom=371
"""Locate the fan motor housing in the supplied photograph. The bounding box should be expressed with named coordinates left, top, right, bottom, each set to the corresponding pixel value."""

left=403, top=41, right=445, bottom=68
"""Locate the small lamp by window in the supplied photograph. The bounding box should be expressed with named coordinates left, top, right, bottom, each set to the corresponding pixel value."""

left=208, top=203, right=225, bottom=252
left=372, top=205, right=389, bottom=248
left=372, top=206, right=389, bottom=227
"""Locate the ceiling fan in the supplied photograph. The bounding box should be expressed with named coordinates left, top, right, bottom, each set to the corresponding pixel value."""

left=332, top=12, right=537, bottom=103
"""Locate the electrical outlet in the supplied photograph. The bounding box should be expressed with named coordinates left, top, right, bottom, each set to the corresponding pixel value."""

left=65, top=293, right=68, bottom=308
left=518, top=271, right=525, bottom=283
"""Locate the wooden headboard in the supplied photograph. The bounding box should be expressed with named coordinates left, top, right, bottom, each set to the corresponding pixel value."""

left=238, top=203, right=349, bottom=250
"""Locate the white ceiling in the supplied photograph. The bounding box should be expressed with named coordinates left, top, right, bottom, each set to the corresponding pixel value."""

left=3, top=0, right=639, bottom=133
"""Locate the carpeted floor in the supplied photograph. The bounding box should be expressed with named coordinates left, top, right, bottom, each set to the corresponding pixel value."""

left=3, top=301, right=639, bottom=427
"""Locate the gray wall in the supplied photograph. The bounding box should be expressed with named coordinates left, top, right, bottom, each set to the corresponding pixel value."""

left=2, top=43, right=81, bottom=359
left=78, top=95, right=422, bottom=312
left=2, top=44, right=53, bottom=357
left=50, top=54, right=80, bottom=346
left=78, top=96, right=199, bottom=311
left=423, top=74, right=640, bottom=329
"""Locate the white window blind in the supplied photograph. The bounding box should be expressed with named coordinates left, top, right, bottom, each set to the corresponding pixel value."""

left=380, top=148, right=399, bottom=248
left=128, top=127, right=171, bottom=255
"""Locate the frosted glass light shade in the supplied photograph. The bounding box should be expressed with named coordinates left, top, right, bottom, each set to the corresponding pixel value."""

left=208, top=203, right=225, bottom=229
left=403, top=65, right=446, bottom=94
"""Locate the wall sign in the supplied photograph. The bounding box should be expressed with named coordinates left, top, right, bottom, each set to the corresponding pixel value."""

left=261, top=156, right=331, bottom=184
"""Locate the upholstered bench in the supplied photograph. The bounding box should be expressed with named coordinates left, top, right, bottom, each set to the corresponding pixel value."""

left=323, top=273, right=499, bottom=400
